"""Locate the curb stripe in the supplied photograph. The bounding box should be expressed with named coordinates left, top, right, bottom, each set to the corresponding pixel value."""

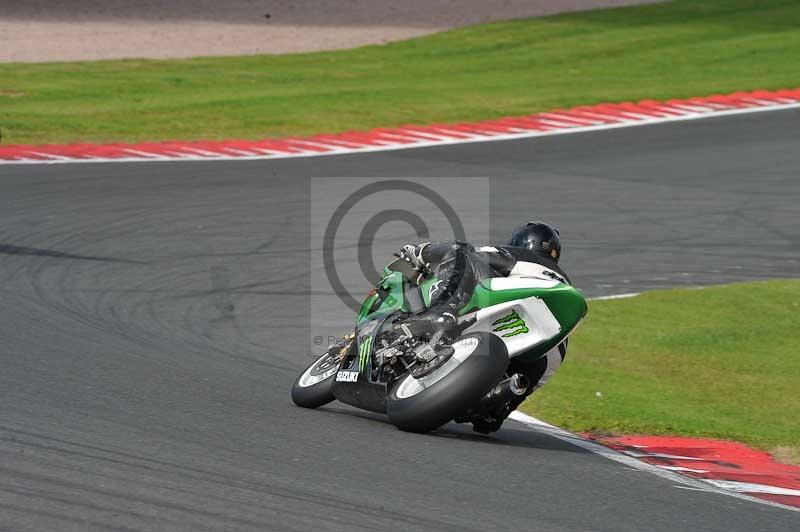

left=588, top=434, right=800, bottom=509
left=1, top=88, right=799, bottom=165
left=508, top=411, right=800, bottom=513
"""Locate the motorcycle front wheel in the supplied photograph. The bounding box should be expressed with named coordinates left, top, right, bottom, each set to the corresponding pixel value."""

left=291, top=350, right=338, bottom=408
left=386, top=332, right=508, bottom=433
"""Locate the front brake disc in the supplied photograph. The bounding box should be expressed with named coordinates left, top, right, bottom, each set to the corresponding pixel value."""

left=410, top=345, right=455, bottom=378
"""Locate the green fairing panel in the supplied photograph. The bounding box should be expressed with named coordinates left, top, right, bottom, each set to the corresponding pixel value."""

left=358, top=268, right=588, bottom=355
left=420, top=276, right=439, bottom=307
left=357, top=270, right=407, bottom=325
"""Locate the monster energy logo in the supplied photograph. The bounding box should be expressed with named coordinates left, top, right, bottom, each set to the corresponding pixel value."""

left=358, top=336, right=373, bottom=372
left=492, top=310, right=529, bottom=337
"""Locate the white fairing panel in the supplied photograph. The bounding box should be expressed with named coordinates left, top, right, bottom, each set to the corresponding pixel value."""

left=463, top=293, right=562, bottom=357
left=509, top=261, right=567, bottom=284
left=489, top=277, right=559, bottom=290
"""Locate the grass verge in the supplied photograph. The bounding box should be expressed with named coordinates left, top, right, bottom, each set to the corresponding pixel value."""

left=1, top=0, right=800, bottom=144
left=521, top=280, right=800, bottom=464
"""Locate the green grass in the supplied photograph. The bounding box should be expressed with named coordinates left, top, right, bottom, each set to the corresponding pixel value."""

left=1, top=0, right=800, bottom=145
left=521, top=280, right=800, bottom=463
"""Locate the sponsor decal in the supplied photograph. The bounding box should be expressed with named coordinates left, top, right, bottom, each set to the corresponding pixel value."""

left=492, top=309, right=529, bottom=337
left=336, top=370, right=360, bottom=382
left=358, top=336, right=373, bottom=372
left=541, top=269, right=566, bottom=284
left=428, top=279, right=445, bottom=301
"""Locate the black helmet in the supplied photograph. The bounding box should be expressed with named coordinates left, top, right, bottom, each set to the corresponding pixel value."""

left=508, top=221, right=562, bottom=262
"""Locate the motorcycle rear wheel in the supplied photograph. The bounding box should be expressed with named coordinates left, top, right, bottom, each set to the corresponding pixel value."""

left=386, top=332, right=508, bottom=433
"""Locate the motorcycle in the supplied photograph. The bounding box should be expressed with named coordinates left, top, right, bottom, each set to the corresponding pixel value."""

left=292, top=256, right=587, bottom=433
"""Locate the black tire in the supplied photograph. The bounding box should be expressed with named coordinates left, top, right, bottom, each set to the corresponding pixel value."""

left=291, top=351, right=338, bottom=408
left=386, top=332, right=508, bottom=433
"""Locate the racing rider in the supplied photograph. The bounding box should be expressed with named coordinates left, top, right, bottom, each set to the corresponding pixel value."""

left=396, top=221, right=571, bottom=432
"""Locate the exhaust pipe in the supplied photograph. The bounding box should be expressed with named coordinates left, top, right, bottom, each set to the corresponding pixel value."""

left=507, top=373, right=529, bottom=396
left=479, top=373, right=530, bottom=410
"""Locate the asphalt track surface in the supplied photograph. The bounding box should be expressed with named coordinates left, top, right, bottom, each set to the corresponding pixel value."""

left=1, top=109, right=799, bottom=531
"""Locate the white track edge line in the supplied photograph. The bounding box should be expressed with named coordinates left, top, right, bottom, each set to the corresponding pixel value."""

left=3, top=102, right=799, bottom=166
left=589, top=292, right=640, bottom=301
left=507, top=410, right=800, bottom=513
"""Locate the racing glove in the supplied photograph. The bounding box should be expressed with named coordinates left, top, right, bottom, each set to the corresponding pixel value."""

left=395, top=243, right=432, bottom=283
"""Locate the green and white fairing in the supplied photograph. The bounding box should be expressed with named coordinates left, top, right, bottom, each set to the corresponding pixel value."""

left=357, top=260, right=587, bottom=363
